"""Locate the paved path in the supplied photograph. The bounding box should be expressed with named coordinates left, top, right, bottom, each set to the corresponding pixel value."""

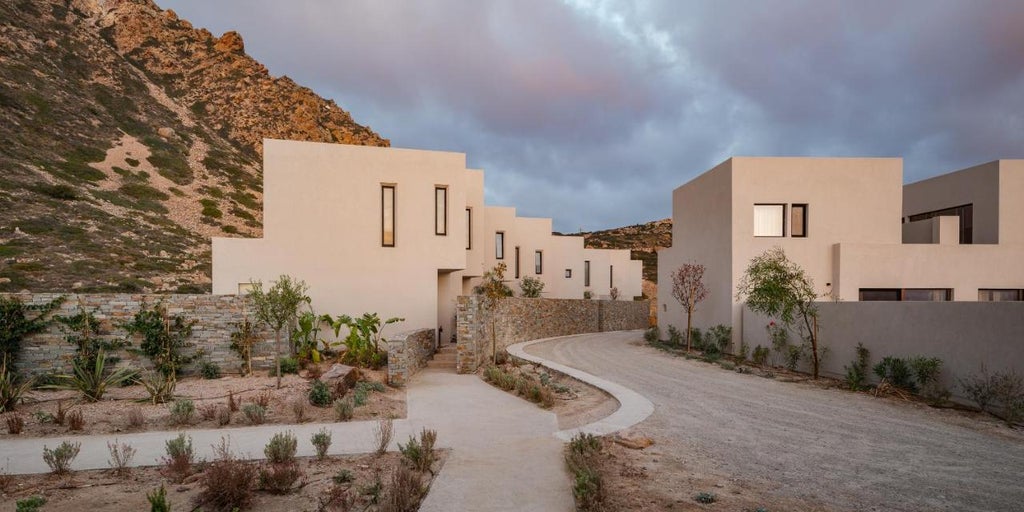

left=0, top=369, right=573, bottom=512
left=526, top=330, right=1024, bottom=512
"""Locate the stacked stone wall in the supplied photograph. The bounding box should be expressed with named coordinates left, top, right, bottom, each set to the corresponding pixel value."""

left=2, top=293, right=275, bottom=377
left=386, top=328, right=436, bottom=385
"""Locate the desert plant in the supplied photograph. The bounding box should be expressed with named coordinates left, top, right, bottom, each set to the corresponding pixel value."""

left=738, top=339, right=750, bottom=362
left=122, top=302, right=196, bottom=380
left=334, top=397, right=354, bottom=421
left=703, top=324, right=732, bottom=359
left=399, top=428, right=438, bottom=472
left=332, top=313, right=403, bottom=370
left=356, top=380, right=387, bottom=393
left=960, top=366, right=998, bottom=412
left=909, top=356, right=950, bottom=402
left=50, top=350, right=134, bottom=402
left=991, top=370, right=1024, bottom=425
left=583, top=290, right=593, bottom=300
left=259, top=459, right=303, bottom=495
left=737, top=248, right=823, bottom=378
left=565, top=433, right=604, bottom=511
left=254, top=390, right=272, bottom=408
left=163, top=433, right=194, bottom=481
left=227, top=390, right=239, bottom=412
left=473, top=263, right=513, bottom=365
left=643, top=326, right=660, bottom=343
left=291, top=398, right=308, bottom=422
left=127, top=407, right=145, bottom=428
left=169, top=399, right=195, bottom=426
left=0, top=295, right=63, bottom=364
left=265, top=431, right=298, bottom=464
left=312, top=428, right=332, bottom=460
left=519, top=275, right=545, bottom=297
left=320, top=484, right=357, bottom=512
left=147, top=485, right=170, bottom=512
left=751, top=345, right=770, bottom=367
left=844, top=343, right=871, bottom=391
left=138, top=371, right=176, bottom=404
left=16, top=496, right=46, bottom=512
left=42, top=440, right=81, bottom=475
left=6, top=413, right=24, bottom=434
left=688, top=327, right=705, bottom=350
left=229, top=317, right=261, bottom=376
left=67, top=409, right=85, bottom=431
left=784, top=344, right=805, bottom=371
left=874, top=356, right=914, bottom=390
left=666, top=325, right=683, bottom=346
left=56, top=305, right=125, bottom=369
left=200, top=361, right=221, bottom=379
left=243, top=404, right=266, bottom=425
left=309, top=379, right=332, bottom=407
left=195, top=438, right=256, bottom=511
left=334, top=469, right=355, bottom=484
left=107, top=439, right=136, bottom=477
left=54, top=400, right=67, bottom=425
left=381, top=464, right=424, bottom=512
left=609, top=287, right=620, bottom=300
left=354, top=386, right=369, bottom=407
left=375, top=417, right=394, bottom=455
left=670, top=262, right=709, bottom=351
left=199, top=402, right=219, bottom=421
left=216, top=406, right=232, bottom=426
left=247, top=275, right=310, bottom=388
left=694, top=492, right=717, bottom=504
left=270, top=356, right=300, bottom=376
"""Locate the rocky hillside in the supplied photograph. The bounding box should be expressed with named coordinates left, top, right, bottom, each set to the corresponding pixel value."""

left=0, top=0, right=388, bottom=293
left=577, top=219, right=671, bottom=284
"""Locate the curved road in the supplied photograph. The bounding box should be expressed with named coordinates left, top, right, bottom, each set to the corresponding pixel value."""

left=527, top=331, right=1024, bottom=512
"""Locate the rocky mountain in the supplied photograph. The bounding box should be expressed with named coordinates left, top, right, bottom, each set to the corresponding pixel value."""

left=574, top=218, right=672, bottom=284
left=0, top=0, right=388, bottom=293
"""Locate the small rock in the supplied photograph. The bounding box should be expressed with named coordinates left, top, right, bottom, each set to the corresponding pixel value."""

left=157, top=127, right=174, bottom=138
left=0, top=278, right=10, bottom=285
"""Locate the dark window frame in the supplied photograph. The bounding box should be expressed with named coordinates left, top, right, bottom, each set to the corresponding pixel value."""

left=495, top=231, right=504, bottom=259
left=610, top=265, right=614, bottom=288
left=859, top=288, right=953, bottom=301
left=584, top=260, right=591, bottom=287
left=514, top=246, right=520, bottom=279
left=465, top=208, right=472, bottom=250
left=535, top=250, right=543, bottom=275
left=978, top=289, right=1024, bottom=301
left=565, top=269, right=572, bottom=279
left=381, top=184, right=396, bottom=247
left=753, top=203, right=787, bottom=238
left=791, top=203, right=808, bottom=238
left=907, top=203, right=973, bottom=244
left=434, top=186, right=448, bottom=236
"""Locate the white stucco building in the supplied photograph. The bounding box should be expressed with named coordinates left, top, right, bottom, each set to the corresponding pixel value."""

left=657, top=157, right=1024, bottom=343
left=213, top=139, right=642, bottom=339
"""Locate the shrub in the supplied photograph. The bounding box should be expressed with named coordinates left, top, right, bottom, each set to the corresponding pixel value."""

left=873, top=356, right=915, bottom=391
left=16, top=496, right=46, bottom=512
left=334, top=397, right=354, bottom=421
left=229, top=318, right=260, bottom=376
left=320, top=484, right=356, bottom=511
left=199, top=402, right=219, bottom=421
left=243, top=404, right=266, bottom=425
left=844, top=343, right=871, bottom=391
left=909, top=356, right=949, bottom=403
left=200, top=361, right=221, bottom=379
left=43, top=440, right=81, bottom=475
left=216, top=406, right=232, bottom=426
left=738, top=339, right=750, bottom=362
left=333, top=469, right=355, bottom=484
left=291, top=398, right=308, bottom=422
left=1, top=358, right=34, bottom=413
left=67, top=409, right=85, bottom=431
left=138, top=371, right=176, bottom=404
left=991, top=370, right=1024, bottom=425
left=354, top=387, right=369, bottom=407
left=689, top=327, right=704, bottom=350
left=163, top=433, right=193, bottom=481
left=960, top=366, right=998, bottom=412
left=309, top=379, right=332, bottom=407
left=122, top=302, right=196, bottom=378
left=227, top=390, right=239, bottom=412
left=311, top=428, right=332, bottom=460
left=195, top=438, right=256, bottom=511
left=694, top=492, right=717, bottom=504
left=752, top=345, right=770, bottom=366
left=519, top=276, right=545, bottom=298
left=265, top=431, right=298, bottom=464
left=50, top=350, right=134, bottom=402
left=565, top=433, right=603, bottom=511
left=269, top=356, right=299, bottom=376
left=259, top=460, right=302, bottom=494
left=381, top=464, right=424, bottom=512
left=666, top=325, right=683, bottom=346
left=254, top=390, right=272, bottom=408
left=643, top=326, right=660, bottom=343
left=169, top=399, right=195, bottom=426
left=55, top=401, right=67, bottom=425
left=6, top=413, right=24, bottom=434
left=107, top=439, right=136, bottom=477
left=399, top=428, right=438, bottom=472
left=784, top=345, right=805, bottom=371
left=706, top=324, right=732, bottom=354
left=126, top=407, right=145, bottom=429
left=375, top=417, right=394, bottom=455
left=609, top=287, right=620, bottom=300
left=147, top=485, right=170, bottom=512
left=356, top=380, right=387, bottom=393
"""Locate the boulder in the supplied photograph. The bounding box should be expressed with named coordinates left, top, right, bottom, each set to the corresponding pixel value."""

left=322, top=363, right=359, bottom=388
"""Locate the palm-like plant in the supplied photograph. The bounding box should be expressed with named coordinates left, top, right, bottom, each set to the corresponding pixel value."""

left=0, top=355, right=34, bottom=412
left=51, top=350, right=135, bottom=402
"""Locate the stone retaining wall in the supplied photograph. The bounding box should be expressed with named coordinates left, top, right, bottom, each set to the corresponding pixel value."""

left=386, top=328, right=436, bottom=386
left=456, top=296, right=649, bottom=373
left=2, top=293, right=275, bottom=377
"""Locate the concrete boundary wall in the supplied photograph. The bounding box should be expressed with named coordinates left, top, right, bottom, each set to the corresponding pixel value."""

left=456, top=296, right=649, bottom=373
left=742, top=302, right=1024, bottom=400
left=2, top=293, right=275, bottom=377
left=386, top=328, right=436, bottom=385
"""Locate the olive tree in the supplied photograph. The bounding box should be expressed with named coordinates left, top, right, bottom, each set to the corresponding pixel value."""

left=247, top=275, right=310, bottom=388
left=736, top=247, right=822, bottom=378
left=670, top=262, right=709, bottom=352
left=473, top=263, right=513, bottom=365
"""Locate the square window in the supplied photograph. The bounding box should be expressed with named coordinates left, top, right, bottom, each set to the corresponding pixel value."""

left=565, top=269, right=572, bottom=278
left=754, top=204, right=785, bottom=237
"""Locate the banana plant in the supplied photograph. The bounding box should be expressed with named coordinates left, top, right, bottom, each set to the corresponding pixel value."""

left=293, top=309, right=333, bottom=364
left=328, top=313, right=403, bottom=369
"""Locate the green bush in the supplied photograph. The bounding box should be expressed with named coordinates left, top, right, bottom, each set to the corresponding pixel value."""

left=666, top=325, right=683, bottom=346
left=519, top=276, right=545, bottom=298
left=311, top=428, right=332, bottom=460
left=42, top=440, right=81, bottom=475
left=844, top=343, right=871, bottom=391
left=200, top=361, right=221, bottom=379
left=694, top=492, right=717, bottom=504
left=784, top=345, right=805, bottom=371
left=163, top=433, right=193, bottom=481
left=16, top=496, right=46, bottom=512
left=146, top=484, right=170, bottom=512
left=333, top=397, right=354, bottom=421
left=49, top=350, right=135, bottom=402
left=264, top=431, right=298, bottom=464
left=333, top=469, right=354, bottom=484
left=169, top=399, right=195, bottom=425
left=873, top=357, right=915, bottom=390
left=752, top=345, right=770, bottom=366
left=269, top=356, right=299, bottom=376
left=643, top=326, right=660, bottom=343
left=0, top=357, right=33, bottom=412
left=243, top=404, right=267, bottom=425
left=565, top=433, right=604, bottom=511
left=309, top=379, right=332, bottom=407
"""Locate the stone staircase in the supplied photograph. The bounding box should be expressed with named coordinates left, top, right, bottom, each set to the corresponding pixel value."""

left=426, top=343, right=457, bottom=371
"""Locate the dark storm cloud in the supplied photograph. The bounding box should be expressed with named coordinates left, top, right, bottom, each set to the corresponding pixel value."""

left=159, top=0, right=1024, bottom=231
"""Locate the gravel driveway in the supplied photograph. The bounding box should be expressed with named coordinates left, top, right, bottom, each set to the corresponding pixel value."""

left=527, top=331, right=1024, bottom=512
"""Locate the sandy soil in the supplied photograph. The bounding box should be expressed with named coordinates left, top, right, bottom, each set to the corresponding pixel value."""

left=0, top=451, right=445, bottom=511
left=480, top=360, right=618, bottom=430
left=529, top=331, right=1024, bottom=512
left=1, top=369, right=405, bottom=438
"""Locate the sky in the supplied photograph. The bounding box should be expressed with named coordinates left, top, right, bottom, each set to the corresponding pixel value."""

left=159, top=0, right=1024, bottom=233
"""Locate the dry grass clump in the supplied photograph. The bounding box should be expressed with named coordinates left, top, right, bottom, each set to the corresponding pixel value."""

left=67, top=409, right=85, bottom=431
left=126, top=407, right=145, bottom=429
left=162, top=433, right=194, bottom=482
left=195, top=438, right=257, bottom=512
left=6, top=413, right=24, bottom=434
left=107, top=440, right=136, bottom=477
left=375, top=417, right=394, bottom=456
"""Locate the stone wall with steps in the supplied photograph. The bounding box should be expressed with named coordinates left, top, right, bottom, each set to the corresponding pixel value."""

left=456, top=296, right=650, bottom=373
left=385, top=328, right=436, bottom=386
left=2, top=293, right=276, bottom=377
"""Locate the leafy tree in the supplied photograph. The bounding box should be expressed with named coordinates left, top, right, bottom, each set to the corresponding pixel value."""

left=736, top=247, right=823, bottom=378
left=519, top=276, right=544, bottom=298
left=123, top=302, right=197, bottom=382
left=473, top=263, right=513, bottom=365
left=247, top=275, right=310, bottom=388
left=0, top=295, right=64, bottom=365
left=56, top=305, right=125, bottom=368
left=229, top=317, right=260, bottom=376
left=670, top=263, right=709, bottom=352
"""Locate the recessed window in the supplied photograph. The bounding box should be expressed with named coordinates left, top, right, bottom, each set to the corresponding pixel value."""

left=791, top=204, right=807, bottom=237
left=978, top=289, right=1023, bottom=301
left=382, top=185, right=395, bottom=247
left=465, top=208, right=472, bottom=249
left=565, top=269, right=572, bottom=278
left=859, top=288, right=952, bottom=301
left=237, top=283, right=254, bottom=295
left=514, top=246, right=520, bottom=279
left=754, top=204, right=785, bottom=237
left=908, top=203, right=973, bottom=244
left=535, top=250, right=543, bottom=274
left=584, top=260, right=591, bottom=287
left=495, top=232, right=504, bottom=259
left=435, top=187, right=447, bottom=235
left=609, top=265, right=614, bottom=288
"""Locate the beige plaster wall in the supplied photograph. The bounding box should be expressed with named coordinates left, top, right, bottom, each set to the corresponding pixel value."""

left=584, top=248, right=643, bottom=300
left=903, top=160, right=1000, bottom=243
left=997, top=160, right=1024, bottom=245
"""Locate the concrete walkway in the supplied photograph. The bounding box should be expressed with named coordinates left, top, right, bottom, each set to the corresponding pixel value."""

left=0, top=369, right=574, bottom=512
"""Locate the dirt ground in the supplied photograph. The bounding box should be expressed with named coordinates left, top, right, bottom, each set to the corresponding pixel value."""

left=1, top=368, right=405, bottom=438
left=529, top=331, right=1024, bottom=512
left=0, top=451, right=445, bottom=511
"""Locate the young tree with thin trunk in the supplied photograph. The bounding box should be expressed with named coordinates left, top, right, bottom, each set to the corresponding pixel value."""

left=473, top=263, right=513, bottom=365
left=247, top=275, right=310, bottom=389
left=670, top=263, right=709, bottom=352
left=736, top=247, right=822, bottom=378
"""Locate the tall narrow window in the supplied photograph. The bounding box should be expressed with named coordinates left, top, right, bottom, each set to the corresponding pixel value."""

left=609, top=265, right=614, bottom=288
left=535, top=251, right=543, bottom=274
left=584, top=260, right=591, bottom=287
left=753, top=204, right=785, bottom=237
left=495, top=232, right=504, bottom=259
left=514, top=247, right=520, bottom=278
left=381, top=185, right=395, bottom=247
left=435, top=187, right=447, bottom=235
left=791, top=204, right=807, bottom=237
left=465, top=208, right=472, bottom=249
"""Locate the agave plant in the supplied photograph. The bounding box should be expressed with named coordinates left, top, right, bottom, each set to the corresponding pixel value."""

left=0, top=355, right=34, bottom=412
left=50, top=350, right=135, bottom=402
left=138, top=370, right=176, bottom=404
